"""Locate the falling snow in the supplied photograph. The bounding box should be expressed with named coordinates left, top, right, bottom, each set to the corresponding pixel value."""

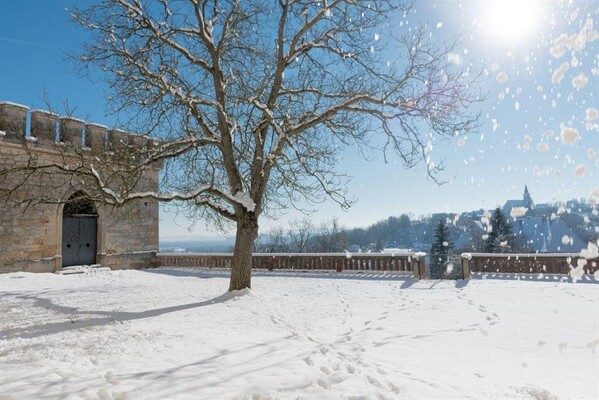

left=560, top=125, right=579, bottom=145
left=575, top=164, right=586, bottom=177
left=572, top=72, right=589, bottom=90
left=551, top=62, right=570, bottom=84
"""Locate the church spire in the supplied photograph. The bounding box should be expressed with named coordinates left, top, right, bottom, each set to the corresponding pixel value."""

left=523, top=185, right=533, bottom=209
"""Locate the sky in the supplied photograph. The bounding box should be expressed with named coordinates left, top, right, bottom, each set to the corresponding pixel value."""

left=0, top=0, right=597, bottom=238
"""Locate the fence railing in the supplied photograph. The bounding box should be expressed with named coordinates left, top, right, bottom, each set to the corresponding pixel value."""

left=157, top=252, right=426, bottom=278
left=157, top=252, right=597, bottom=280
left=461, top=253, right=598, bottom=276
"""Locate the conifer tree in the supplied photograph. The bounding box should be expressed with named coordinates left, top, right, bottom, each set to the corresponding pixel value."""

left=483, top=207, right=517, bottom=253
left=430, top=219, right=454, bottom=278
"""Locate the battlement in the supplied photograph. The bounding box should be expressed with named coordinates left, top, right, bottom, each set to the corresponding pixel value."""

left=0, top=101, right=153, bottom=155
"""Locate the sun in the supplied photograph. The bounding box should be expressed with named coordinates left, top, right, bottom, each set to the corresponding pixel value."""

left=483, top=0, right=542, bottom=43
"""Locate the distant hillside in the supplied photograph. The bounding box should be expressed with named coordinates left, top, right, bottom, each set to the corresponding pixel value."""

left=160, top=235, right=235, bottom=253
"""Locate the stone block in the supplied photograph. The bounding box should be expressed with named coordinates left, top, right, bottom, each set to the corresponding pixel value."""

left=84, top=123, right=106, bottom=150
left=108, top=129, right=129, bottom=152
left=59, top=117, right=85, bottom=146
left=30, top=110, right=58, bottom=142
left=0, top=101, right=28, bottom=140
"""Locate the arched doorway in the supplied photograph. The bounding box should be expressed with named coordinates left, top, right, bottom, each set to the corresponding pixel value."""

left=62, top=191, right=98, bottom=267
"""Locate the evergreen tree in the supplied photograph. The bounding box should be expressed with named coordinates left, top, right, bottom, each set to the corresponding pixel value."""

left=483, top=207, right=517, bottom=253
left=429, top=219, right=454, bottom=278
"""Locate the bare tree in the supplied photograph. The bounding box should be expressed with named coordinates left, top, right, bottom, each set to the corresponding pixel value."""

left=287, top=218, right=315, bottom=253
left=259, top=226, right=288, bottom=253
left=2, top=0, right=482, bottom=290
left=312, top=218, right=348, bottom=252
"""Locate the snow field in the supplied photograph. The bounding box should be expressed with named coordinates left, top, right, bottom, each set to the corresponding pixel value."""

left=0, top=269, right=598, bottom=399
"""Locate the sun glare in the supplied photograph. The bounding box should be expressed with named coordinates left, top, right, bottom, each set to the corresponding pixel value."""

left=484, top=0, right=542, bottom=43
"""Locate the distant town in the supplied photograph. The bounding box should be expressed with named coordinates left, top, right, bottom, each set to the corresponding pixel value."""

left=160, top=186, right=598, bottom=254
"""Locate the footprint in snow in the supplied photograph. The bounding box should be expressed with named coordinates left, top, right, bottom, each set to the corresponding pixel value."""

left=320, top=366, right=331, bottom=375
left=103, top=371, right=119, bottom=385
left=587, top=339, right=599, bottom=353
left=316, top=378, right=330, bottom=389
left=558, top=342, right=567, bottom=352
left=366, top=375, right=384, bottom=389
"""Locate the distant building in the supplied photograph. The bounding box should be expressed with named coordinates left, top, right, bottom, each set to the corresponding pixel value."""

left=513, top=215, right=588, bottom=253
left=503, top=185, right=534, bottom=218
left=545, top=216, right=587, bottom=252
left=513, top=217, right=550, bottom=252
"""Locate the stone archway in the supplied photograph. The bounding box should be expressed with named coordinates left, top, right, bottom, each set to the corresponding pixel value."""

left=62, top=191, right=98, bottom=267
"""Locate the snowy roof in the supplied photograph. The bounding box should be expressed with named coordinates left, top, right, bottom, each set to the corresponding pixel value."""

left=512, top=217, right=550, bottom=252
left=546, top=217, right=588, bottom=253
left=455, top=231, right=476, bottom=250
left=503, top=199, right=526, bottom=211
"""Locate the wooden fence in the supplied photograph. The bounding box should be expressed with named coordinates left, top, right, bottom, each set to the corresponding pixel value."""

left=157, top=252, right=426, bottom=277
left=462, top=253, right=598, bottom=275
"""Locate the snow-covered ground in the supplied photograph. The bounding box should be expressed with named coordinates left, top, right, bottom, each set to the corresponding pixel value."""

left=1, top=269, right=597, bottom=400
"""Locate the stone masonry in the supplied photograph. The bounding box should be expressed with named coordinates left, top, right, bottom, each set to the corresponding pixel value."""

left=0, top=101, right=160, bottom=273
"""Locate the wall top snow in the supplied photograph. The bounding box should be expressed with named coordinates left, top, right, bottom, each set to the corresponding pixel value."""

left=0, top=101, right=155, bottom=154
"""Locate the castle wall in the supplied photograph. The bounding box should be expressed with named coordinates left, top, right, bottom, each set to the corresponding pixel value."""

left=0, top=101, right=160, bottom=273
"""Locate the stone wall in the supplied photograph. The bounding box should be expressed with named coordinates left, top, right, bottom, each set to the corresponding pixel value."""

left=0, top=101, right=160, bottom=273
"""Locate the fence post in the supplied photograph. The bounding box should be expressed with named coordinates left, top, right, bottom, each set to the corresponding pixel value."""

left=267, top=256, right=275, bottom=271
left=461, top=255, right=471, bottom=279
left=413, top=257, right=423, bottom=279
left=336, top=257, right=343, bottom=272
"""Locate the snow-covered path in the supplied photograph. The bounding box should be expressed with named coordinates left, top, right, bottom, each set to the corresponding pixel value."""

left=1, top=269, right=597, bottom=399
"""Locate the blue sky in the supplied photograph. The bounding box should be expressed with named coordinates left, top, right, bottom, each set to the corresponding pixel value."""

left=1, top=0, right=597, bottom=238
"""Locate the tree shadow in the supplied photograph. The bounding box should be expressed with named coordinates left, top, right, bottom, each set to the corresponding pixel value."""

left=400, top=279, right=418, bottom=289
left=0, top=290, right=245, bottom=340
left=117, top=337, right=301, bottom=398
left=454, top=278, right=470, bottom=289
left=6, top=333, right=301, bottom=399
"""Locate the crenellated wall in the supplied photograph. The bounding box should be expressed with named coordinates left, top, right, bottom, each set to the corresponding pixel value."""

left=0, top=101, right=160, bottom=273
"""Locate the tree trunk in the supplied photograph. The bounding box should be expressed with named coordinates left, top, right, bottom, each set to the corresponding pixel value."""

left=229, top=213, right=259, bottom=291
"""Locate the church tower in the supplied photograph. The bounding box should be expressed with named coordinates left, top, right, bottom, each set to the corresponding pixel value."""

left=523, top=185, right=534, bottom=210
